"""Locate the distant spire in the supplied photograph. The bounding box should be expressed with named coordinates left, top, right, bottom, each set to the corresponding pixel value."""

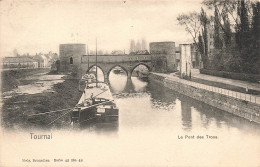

left=136, top=40, right=141, bottom=51
left=141, top=38, right=147, bottom=50
left=130, top=39, right=136, bottom=52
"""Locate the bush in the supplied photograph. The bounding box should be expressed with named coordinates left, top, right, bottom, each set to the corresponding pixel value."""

left=71, top=66, right=78, bottom=77
left=200, top=69, right=260, bottom=83
left=34, top=104, right=49, bottom=113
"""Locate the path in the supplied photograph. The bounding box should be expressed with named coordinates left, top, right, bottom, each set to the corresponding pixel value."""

left=191, top=69, right=260, bottom=92
left=154, top=72, right=260, bottom=104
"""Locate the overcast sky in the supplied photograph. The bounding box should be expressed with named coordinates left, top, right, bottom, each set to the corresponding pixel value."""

left=0, top=0, right=203, bottom=56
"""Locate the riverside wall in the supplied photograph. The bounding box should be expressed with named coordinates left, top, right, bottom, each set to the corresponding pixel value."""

left=149, top=73, right=260, bottom=124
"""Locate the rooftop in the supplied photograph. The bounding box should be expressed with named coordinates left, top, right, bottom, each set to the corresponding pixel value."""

left=150, top=41, right=175, bottom=44
left=3, top=57, right=37, bottom=63
left=60, top=43, right=85, bottom=46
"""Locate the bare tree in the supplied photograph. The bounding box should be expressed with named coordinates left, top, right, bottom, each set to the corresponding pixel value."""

left=177, top=12, right=201, bottom=51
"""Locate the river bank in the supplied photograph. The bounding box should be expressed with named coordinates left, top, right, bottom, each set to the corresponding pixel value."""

left=1, top=68, right=50, bottom=92
left=149, top=73, right=260, bottom=124
left=1, top=69, right=81, bottom=129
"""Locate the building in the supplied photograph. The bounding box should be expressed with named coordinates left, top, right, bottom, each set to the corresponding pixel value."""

left=130, top=39, right=147, bottom=54
left=191, top=43, right=201, bottom=68
left=206, top=16, right=215, bottom=61
left=58, top=41, right=196, bottom=74
left=205, top=16, right=236, bottom=60
left=46, top=52, right=59, bottom=67
left=175, top=46, right=181, bottom=71
left=2, top=57, right=38, bottom=69
left=135, top=50, right=149, bottom=55
left=150, top=42, right=177, bottom=73
left=111, top=50, right=124, bottom=55
left=175, top=43, right=201, bottom=70
left=130, top=40, right=136, bottom=53
left=33, top=54, right=49, bottom=68
left=136, top=40, right=141, bottom=51
left=180, top=44, right=192, bottom=78
left=59, top=43, right=86, bottom=71
left=141, top=39, right=147, bottom=50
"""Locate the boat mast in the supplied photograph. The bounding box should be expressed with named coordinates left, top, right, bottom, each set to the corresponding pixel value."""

left=96, top=37, right=98, bottom=87
left=87, top=45, right=89, bottom=70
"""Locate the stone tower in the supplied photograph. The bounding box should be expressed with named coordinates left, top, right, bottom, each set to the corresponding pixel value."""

left=59, top=43, right=86, bottom=72
left=180, top=44, right=191, bottom=78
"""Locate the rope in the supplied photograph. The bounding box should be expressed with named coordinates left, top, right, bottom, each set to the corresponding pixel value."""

left=76, top=100, right=115, bottom=124
left=28, top=108, right=73, bottom=116
left=31, top=86, right=112, bottom=125
left=48, top=100, right=113, bottom=126
left=28, top=90, right=108, bottom=117
left=82, top=89, right=108, bottom=101
left=47, top=110, right=71, bottom=126
left=77, top=100, right=114, bottom=110
left=93, top=89, right=108, bottom=98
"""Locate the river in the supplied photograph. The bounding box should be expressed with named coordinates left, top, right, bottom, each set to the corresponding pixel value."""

left=2, top=70, right=260, bottom=166
left=86, top=70, right=260, bottom=165
left=96, top=70, right=260, bottom=134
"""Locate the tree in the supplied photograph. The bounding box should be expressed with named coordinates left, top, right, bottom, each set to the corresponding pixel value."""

left=251, top=2, right=260, bottom=49
left=203, top=0, right=240, bottom=47
left=236, top=0, right=251, bottom=72
left=222, top=12, right=232, bottom=47
left=203, top=0, right=238, bottom=34
left=250, top=2, right=260, bottom=73
left=198, top=33, right=206, bottom=67
left=177, top=11, right=211, bottom=68
left=177, top=9, right=211, bottom=69
left=55, top=60, right=60, bottom=71
left=201, top=0, right=260, bottom=74
left=214, top=5, right=223, bottom=49
left=200, top=8, right=210, bottom=68
left=177, top=12, right=202, bottom=53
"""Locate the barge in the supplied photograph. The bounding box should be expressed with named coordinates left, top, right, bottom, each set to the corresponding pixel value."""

left=71, top=74, right=118, bottom=126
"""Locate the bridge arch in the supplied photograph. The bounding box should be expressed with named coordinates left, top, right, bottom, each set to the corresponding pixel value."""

left=107, top=65, right=129, bottom=78
left=86, top=65, right=105, bottom=82
left=130, top=63, right=151, bottom=76
left=78, top=54, right=152, bottom=83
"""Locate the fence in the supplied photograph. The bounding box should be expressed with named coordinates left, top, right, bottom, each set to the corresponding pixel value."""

left=164, top=75, right=260, bottom=104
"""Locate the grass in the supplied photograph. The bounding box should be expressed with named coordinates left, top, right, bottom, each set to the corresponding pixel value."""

left=170, top=71, right=259, bottom=95
left=1, top=69, right=82, bottom=129
left=190, top=77, right=260, bottom=95
left=1, top=68, right=49, bottom=92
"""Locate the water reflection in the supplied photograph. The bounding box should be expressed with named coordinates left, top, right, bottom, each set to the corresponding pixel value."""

left=181, top=101, right=192, bottom=131
left=108, top=70, right=127, bottom=93
left=73, top=72, right=260, bottom=166
left=123, top=78, right=136, bottom=93
left=85, top=69, right=260, bottom=135
left=147, top=81, right=192, bottom=131
left=111, top=75, right=260, bottom=134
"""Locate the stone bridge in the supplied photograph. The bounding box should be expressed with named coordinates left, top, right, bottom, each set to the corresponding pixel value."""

left=78, top=54, right=152, bottom=83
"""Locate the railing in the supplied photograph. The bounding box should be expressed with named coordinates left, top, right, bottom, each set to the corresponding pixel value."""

left=164, top=75, right=260, bottom=104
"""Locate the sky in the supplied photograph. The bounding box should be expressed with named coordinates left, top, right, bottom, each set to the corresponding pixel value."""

left=0, top=0, right=203, bottom=57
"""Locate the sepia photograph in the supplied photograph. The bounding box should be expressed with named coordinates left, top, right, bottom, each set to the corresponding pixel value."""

left=0, top=0, right=260, bottom=166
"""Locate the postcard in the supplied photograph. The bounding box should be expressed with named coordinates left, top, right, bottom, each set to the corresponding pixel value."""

left=1, top=0, right=260, bottom=166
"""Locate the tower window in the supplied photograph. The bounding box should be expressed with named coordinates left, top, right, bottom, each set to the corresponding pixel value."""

left=70, top=57, right=73, bottom=64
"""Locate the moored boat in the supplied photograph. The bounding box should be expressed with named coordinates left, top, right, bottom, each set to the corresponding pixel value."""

left=71, top=38, right=118, bottom=127
left=113, top=69, right=124, bottom=74
left=71, top=75, right=118, bottom=126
